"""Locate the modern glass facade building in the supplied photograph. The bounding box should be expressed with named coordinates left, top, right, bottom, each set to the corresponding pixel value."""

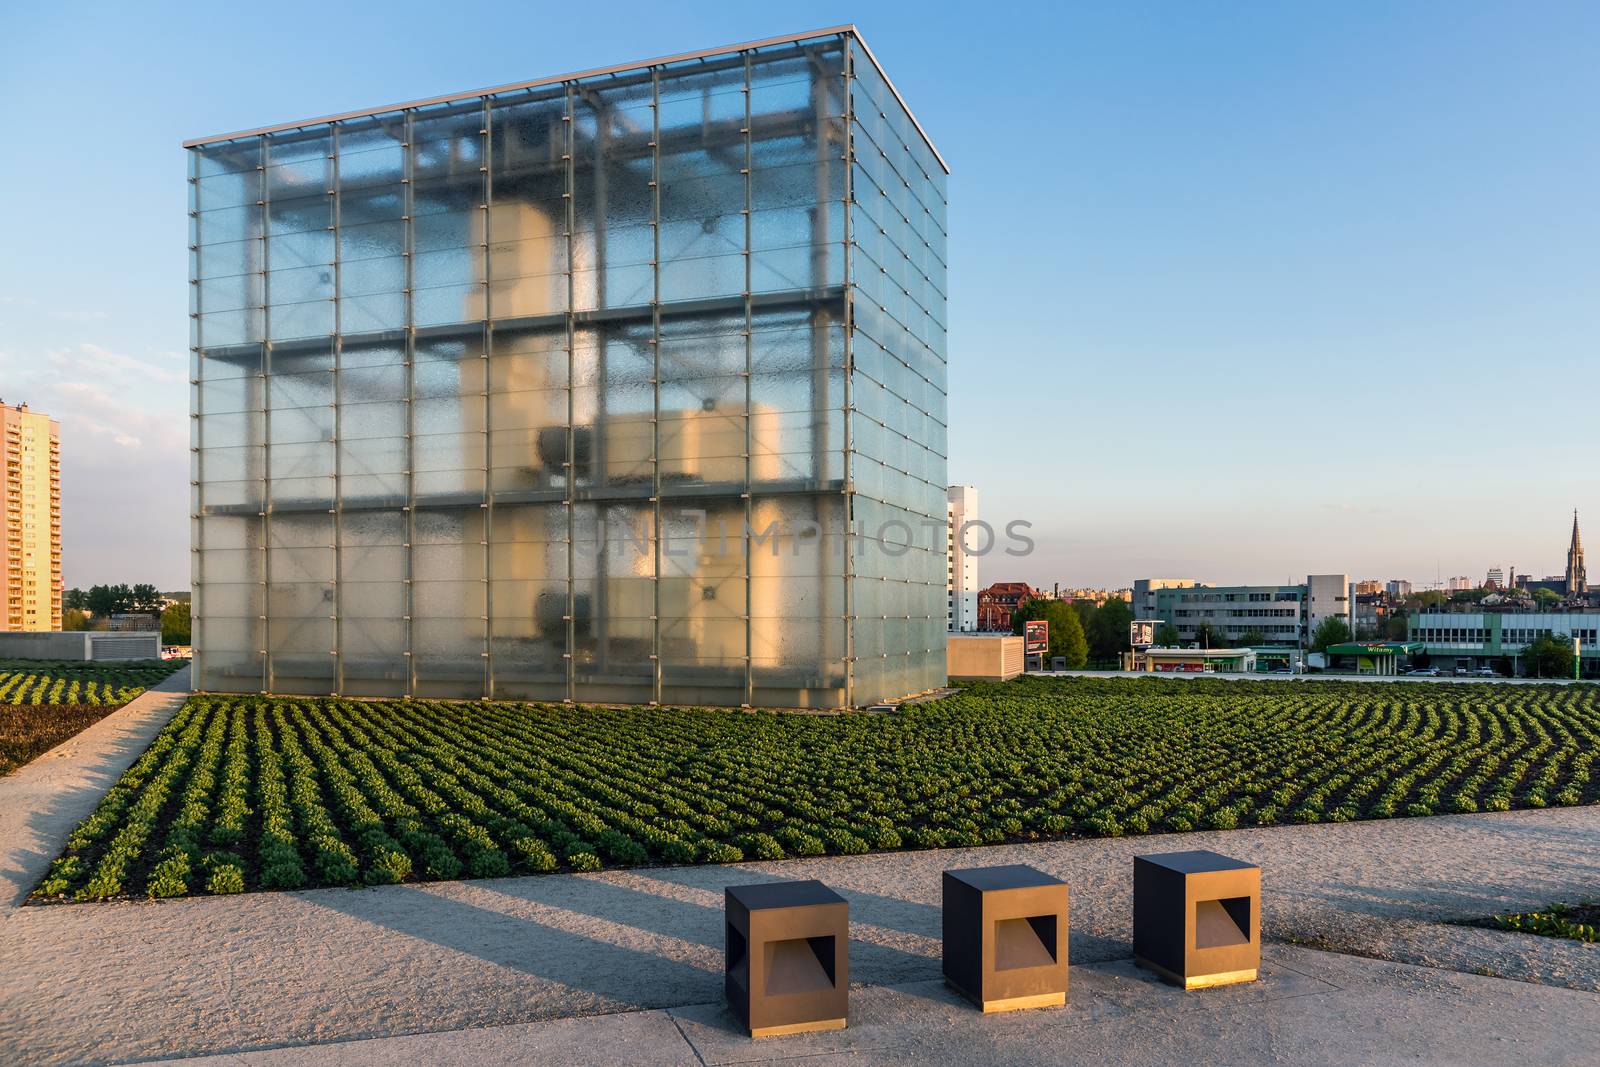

left=187, top=26, right=948, bottom=707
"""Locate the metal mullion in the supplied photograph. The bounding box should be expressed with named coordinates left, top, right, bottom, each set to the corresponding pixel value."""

left=563, top=85, right=577, bottom=705
left=810, top=45, right=842, bottom=707
left=841, top=39, right=856, bottom=709
left=188, top=150, right=205, bottom=691
left=589, top=91, right=610, bottom=683
left=404, top=111, right=417, bottom=699
left=331, top=125, right=344, bottom=697
left=650, top=69, right=662, bottom=707
left=742, top=53, right=754, bottom=709
left=481, top=99, right=494, bottom=699
left=259, top=134, right=273, bottom=695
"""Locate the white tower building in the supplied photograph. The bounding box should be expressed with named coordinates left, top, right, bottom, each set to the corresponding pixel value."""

left=947, top=486, right=979, bottom=633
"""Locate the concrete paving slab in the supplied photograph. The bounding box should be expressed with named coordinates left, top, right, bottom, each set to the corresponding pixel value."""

left=138, top=946, right=1600, bottom=1066
left=672, top=950, right=1340, bottom=1066
left=672, top=946, right=1599, bottom=1066
left=138, top=1008, right=698, bottom=1067
left=3, top=805, right=1599, bottom=1065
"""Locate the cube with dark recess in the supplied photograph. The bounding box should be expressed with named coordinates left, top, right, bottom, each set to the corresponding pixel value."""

left=942, top=864, right=1069, bottom=1012
left=1133, top=850, right=1260, bottom=989
left=725, top=880, right=849, bottom=1037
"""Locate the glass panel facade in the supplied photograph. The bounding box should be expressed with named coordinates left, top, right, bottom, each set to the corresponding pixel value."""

left=189, top=29, right=946, bottom=706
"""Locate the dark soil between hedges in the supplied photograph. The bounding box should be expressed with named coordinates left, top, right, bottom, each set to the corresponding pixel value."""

left=0, top=704, right=122, bottom=778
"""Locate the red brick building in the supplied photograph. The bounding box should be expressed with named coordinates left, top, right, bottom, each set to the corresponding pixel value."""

left=978, top=582, right=1037, bottom=632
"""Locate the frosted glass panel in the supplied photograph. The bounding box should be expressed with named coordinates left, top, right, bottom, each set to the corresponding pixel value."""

left=190, top=30, right=943, bottom=705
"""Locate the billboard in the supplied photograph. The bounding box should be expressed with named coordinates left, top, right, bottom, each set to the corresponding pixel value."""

left=1129, top=619, right=1159, bottom=648
left=1024, top=619, right=1049, bottom=656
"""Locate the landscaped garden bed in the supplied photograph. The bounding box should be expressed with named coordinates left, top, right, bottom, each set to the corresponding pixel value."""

left=29, top=676, right=1600, bottom=902
left=0, top=659, right=185, bottom=708
left=0, top=659, right=188, bottom=778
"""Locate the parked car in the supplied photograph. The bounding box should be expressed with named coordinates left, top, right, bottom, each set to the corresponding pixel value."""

left=1406, top=667, right=1440, bottom=676
left=1471, top=667, right=1498, bottom=677
left=1453, top=666, right=1470, bottom=676
left=1268, top=666, right=1295, bottom=675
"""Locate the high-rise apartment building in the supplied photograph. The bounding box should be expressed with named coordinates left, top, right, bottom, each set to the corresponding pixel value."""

left=186, top=27, right=948, bottom=707
left=946, top=485, right=977, bottom=632
left=0, top=402, right=62, bottom=631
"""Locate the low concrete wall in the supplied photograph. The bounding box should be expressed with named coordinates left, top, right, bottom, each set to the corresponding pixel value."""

left=0, top=632, right=162, bottom=662
left=948, top=633, right=1024, bottom=681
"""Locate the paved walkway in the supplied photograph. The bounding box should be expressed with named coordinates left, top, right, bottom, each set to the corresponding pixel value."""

left=0, top=666, right=190, bottom=907
left=145, top=945, right=1600, bottom=1066
left=0, top=672, right=1596, bottom=1065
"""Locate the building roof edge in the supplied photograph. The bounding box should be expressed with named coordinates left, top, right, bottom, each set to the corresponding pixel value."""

left=181, top=25, right=949, bottom=173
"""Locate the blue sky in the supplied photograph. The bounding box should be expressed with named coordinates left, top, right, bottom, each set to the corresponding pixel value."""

left=1, top=1, right=1595, bottom=591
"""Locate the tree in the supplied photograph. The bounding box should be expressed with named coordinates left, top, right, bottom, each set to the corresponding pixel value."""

left=1533, top=588, right=1562, bottom=608
left=1523, top=633, right=1576, bottom=679
left=1155, top=622, right=1181, bottom=647
left=1384, top=615, right=1411, bottom=641
left=1011, top=597, right=1088, bottom=669
left=1311, top=616, right=1352, bottom=653
left=62, top=608, right=92, bottom=631
left=63, top=588, right=88, bottom=612
left=86, top=583, right=134, bottom=617
left=1237, top=628, right=1266, bottom=647
left=1069, top=599, right=1096, bottom=639
left=131, top=584, right=164, bottom=614
left=1193, top=621, right=1225, bottom=649
left=161, top=601, right=192, bottom=645
left=1087, top=597, right=1134, bottom=663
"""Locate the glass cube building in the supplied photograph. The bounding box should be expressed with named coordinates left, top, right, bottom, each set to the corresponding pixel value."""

left=187, top=26, right=947, bottom=707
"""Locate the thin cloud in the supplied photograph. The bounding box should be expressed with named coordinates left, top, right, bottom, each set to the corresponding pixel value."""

left=0, top=339, right=189, bottom=587
left=48, top=342, right=186, bottom=385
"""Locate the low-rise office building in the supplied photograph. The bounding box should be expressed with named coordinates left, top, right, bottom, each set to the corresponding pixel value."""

left=1132, top=578, right=1208, bottom=620
left=1409, top=611, right=1600, bottom=677
left=1147, top=574, right=1350, bottom=648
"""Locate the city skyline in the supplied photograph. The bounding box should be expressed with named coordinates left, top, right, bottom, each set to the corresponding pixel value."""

left=2, top=1, right=1597, bottom=590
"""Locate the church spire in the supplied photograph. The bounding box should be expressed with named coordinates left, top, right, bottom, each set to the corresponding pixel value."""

left=1568, top=510, right=1586, bottom=595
